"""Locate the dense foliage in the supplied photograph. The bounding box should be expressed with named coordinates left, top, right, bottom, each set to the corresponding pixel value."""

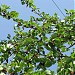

left=0, top=0, right=75, bottom=75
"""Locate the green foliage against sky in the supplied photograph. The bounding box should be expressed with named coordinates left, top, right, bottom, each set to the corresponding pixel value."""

left=0, top=0, right=75, bottom=75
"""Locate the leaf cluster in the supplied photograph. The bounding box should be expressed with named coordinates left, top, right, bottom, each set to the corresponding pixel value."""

left=0, top=1, right=75, bottom=74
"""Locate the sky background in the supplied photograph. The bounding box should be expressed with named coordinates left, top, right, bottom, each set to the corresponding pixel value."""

left=0, top=0, right=75, bottom=73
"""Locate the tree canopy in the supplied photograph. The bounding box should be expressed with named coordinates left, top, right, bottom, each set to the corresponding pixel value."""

left=0, top=0, right=75, bottom=75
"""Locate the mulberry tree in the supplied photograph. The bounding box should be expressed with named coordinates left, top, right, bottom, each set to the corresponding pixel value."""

left=0, top=0, right=75, bottom=75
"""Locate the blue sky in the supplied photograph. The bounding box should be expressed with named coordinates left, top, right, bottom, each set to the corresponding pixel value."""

left=0, top=0, right=74, bottom=73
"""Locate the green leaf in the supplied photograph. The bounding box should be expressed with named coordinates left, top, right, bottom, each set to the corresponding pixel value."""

left=1, top=4, right=10, bottom=10
left=61, top=46, right=67, bottom=52
left=65, top=9, right=69, bottom=13
left=10, top=11, right=19, bottom=18
left=69, top=10, right=74, bottom=13
left=45, top=70, right=52, bottom=75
